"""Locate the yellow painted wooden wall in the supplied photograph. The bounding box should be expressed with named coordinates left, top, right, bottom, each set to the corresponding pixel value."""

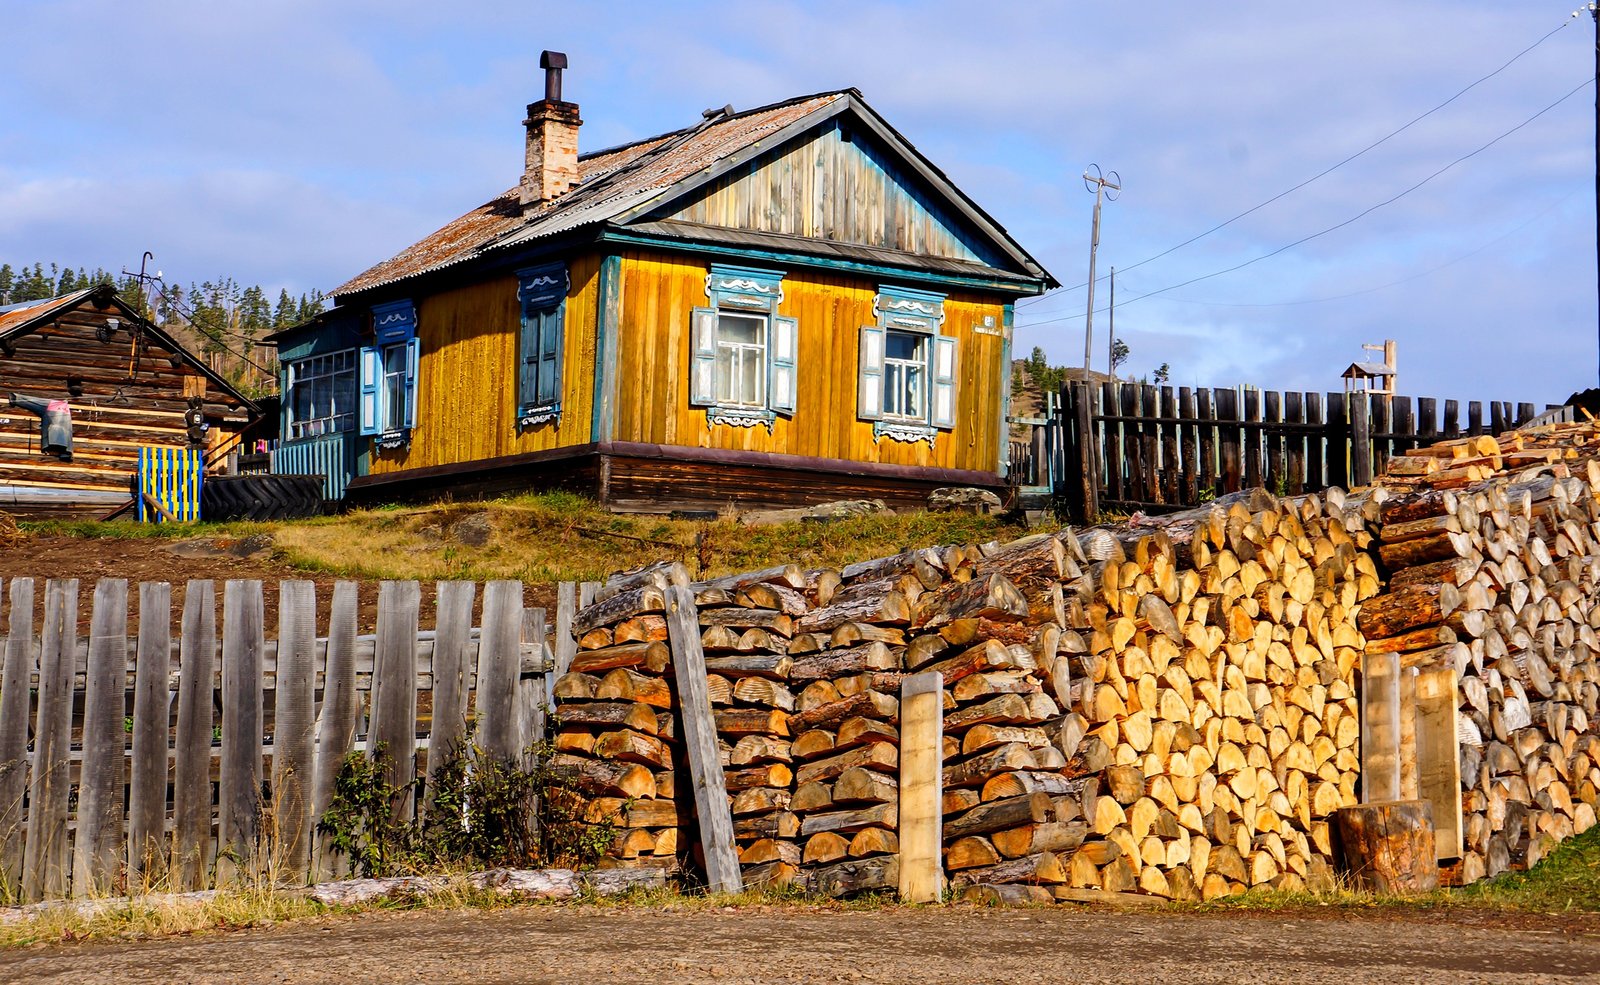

left=610, top=249, right=1007, bottom=473
left=367, top=254, right=600, bottom=474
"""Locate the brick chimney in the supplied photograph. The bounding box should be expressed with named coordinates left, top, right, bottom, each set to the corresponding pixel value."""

left=520, top=51, right=582, bottom=209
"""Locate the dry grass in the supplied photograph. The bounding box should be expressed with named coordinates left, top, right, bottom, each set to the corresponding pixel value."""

left=26, top=491, right=1048, bottom=584
left=1192, top=825, right=1600, bottom=915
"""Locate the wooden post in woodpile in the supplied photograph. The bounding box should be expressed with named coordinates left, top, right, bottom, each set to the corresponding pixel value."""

left=1335, top=801, right=1439, bottom=894
left=664, top=584, right=743, bottom=894
left=898, top=671, right=944, bottom=903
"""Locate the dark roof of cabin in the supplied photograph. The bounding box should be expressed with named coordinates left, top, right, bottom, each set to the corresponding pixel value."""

left=334, top=89, right=1053, bottom=298
left=0, top=289, right=94, bottom=336
left=0, top=286, right=260, bottom=413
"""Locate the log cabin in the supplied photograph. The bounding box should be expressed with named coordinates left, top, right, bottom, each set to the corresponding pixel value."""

left=270, top=52, right=1056, bottom=513
left=0, top=285, right=259, bottom=516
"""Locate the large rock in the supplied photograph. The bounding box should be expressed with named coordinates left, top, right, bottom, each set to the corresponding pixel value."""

left=742, top=499, right=892, bottom=527
left=928, top=487, right=1003, bottom=515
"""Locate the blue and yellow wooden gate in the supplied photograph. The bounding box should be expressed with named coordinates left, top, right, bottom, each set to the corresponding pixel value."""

left=136, top=446, right=204, bottom=522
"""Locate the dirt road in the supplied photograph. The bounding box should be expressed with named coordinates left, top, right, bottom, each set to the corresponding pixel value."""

left=5, top=904, right=1598, bottom=985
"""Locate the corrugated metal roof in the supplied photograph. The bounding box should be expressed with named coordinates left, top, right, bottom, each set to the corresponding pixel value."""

left=334, top=93, right=847, bottom=298
left=0, top=289, right=94, bottom=337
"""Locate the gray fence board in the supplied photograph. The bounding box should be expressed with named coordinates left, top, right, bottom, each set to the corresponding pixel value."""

left=219, top=580, right=265, bottom=883
left=0, top=579, right=35, bottom=893
left=23, top=579, right=77, bottom=902
left=129, top=581, right=172, bottom=884
left=173, top=580, right=217, bottom=890
left=273, top=580, right=317, bottom=879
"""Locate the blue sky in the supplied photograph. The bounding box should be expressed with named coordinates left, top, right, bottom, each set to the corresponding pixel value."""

left=2, top=1, right=1595, bottom=406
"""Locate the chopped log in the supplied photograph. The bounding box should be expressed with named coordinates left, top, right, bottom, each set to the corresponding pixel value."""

left=549, top=754, right=658, bottom=800
left=569, top=641, right=670, bottom=675
left=946, top=836, right=1003, bottom=870
left=913, top=574, right=1029, bottom=629
left=919, top=640, right=1028, bottom=685
left=944, top=694, right=1033, bottom=732
left=1357, top=584, right=1459, bottom=638
left=593, top=667, right=674, bottom=708
left=1335, top=800, right=1439, bottom=894
left=796, top=590, right=910, bottom=634
left=807, top=855, right=899, bottom=898
left=788, top=643, right=900, bottom=682
left=990, top=821, right=1087, bottom=859
left=832, top=766, right=898, bottom=805
left=791, top=729, right=837, bottom=760
left=735, top=811, right=800, bottom=841
left=735, top=582, right=810, bottom=616
left=945, top=793, right=1051, bottom=839
left=789, top=691, right=899, bottom=733
left=803, top=831, right=850, bottom=864
left=848, top=827, right=899, bottom=857
left=800, top=802, right=897, bottom=837
left=738, top=838, right=801, bottom=866
left=713, top=708, right=790, bottom=737
left=723, top=763, right=794, bottom=793
left=729, top=735, right=792, bottom=765
left=943, top=743, right=1037, bottom=788
left=592, top=729, right=672, bottom=768
left=981, top=772, right=1085, bottom=801
left=576, top=586, right=667, bottom=634
left=702, top=653, right=793, bottom=680
left=613, top=614, right=669, bottom=643
left=949, top=851, right=1067, bottom=887
left=731, top=677, right=796, bottom=711
left=836, top=717, right=899, bottom=751
left=796, top=741, right=899, bottom=786
left=791, top=781, right=835, bottom=813
left=556, top=701, right=661, bottom=734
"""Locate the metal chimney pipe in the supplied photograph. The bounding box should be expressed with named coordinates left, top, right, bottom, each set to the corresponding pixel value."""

left=540, top=50, right=568, bottom=103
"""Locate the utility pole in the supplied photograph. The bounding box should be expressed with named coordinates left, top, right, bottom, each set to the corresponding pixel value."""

left=1108, top=266, right=1116, bottom=380
left=1081, top=165, right=1120, bottom=383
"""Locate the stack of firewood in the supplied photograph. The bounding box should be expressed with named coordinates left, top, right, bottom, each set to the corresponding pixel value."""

left=696, top=568, right=808, bottom=888
left=1061, top=491, right=1379, bottom=900
left=1369, top=441, right=1600, bottom=884
left=554, top=570, right=680, bottom=868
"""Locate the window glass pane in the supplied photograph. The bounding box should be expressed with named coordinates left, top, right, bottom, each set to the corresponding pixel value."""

left=720, top=314, right=763, bottom=345
left=741, top=348, right=761, bottom=405
left=886, top=330, right=924, bottom=361
left=382, top=344, right=407, bottom=432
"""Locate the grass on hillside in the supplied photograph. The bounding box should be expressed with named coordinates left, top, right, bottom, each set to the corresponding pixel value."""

left=22, top=491, right=1047, bottom=584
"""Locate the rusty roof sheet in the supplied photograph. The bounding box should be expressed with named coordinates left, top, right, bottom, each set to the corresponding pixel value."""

left=0, top=290, right=93, bottom=337
left=333, top=92, right=848, bottom=298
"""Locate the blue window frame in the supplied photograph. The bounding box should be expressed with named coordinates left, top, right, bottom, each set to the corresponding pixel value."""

left=360, top=300, right=418, bottom=445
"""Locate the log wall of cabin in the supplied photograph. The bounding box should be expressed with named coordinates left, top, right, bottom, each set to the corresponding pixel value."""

left=366, top=254, right=601, bottom=475
left=610, top=248, right=1009, bottom=474
left=0, top=308, right=244, bottom=495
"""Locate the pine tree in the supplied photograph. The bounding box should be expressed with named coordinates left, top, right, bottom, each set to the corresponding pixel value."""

left=0, top=264, right=13, bottom=305
left=274, top=289, right=297, bottom=329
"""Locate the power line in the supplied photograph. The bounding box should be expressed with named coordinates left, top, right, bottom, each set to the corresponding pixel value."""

left=1156, top=187, right=1578, bottom=310
left=1017, top=74, right=1594, bottom=330
left=148, top=280, right=278, bottom=377
left=1020, top=16, right=1575, bottom=310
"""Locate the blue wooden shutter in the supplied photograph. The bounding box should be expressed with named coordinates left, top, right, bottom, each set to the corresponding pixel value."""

left=402, top=337, right=420, bottom=430
left=857, top=326, right=885, bottom=421
left=518, top=312, right=540, bottom=412
left=358, top=346, right=381, bottom=436
left=538, top=306, right=564, bottom=405
left=931, top=335, right=957, bottom=430
left=769, top=315, right=797, bottom=415
left=690, top=307, right=717, bottom=406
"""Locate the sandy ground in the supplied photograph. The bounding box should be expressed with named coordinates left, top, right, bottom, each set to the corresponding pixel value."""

left=5, top=904, right=1599, bottom=985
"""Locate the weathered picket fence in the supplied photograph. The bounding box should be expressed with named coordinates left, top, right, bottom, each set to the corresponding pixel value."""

left=1053, top=381, right=1563, bottom=521
left=0, top=576, right=553, bottom=903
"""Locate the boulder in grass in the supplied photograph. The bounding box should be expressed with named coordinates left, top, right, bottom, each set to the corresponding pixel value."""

left=928, top=487, right=1003, bottom=515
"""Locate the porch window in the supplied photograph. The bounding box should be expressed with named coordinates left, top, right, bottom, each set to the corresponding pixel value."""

left=285, top=350, right=356, bottom=438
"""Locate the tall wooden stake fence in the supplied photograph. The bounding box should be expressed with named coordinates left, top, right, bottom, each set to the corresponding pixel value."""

left=0, top=576, right=552, bottom=903
left=1055, top=381, right=1565, bottom=522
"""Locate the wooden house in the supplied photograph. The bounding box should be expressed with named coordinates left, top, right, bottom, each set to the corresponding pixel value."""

left=0, top=285, right=259, bottom=516
left=272, top=53, right=1055, bottom=513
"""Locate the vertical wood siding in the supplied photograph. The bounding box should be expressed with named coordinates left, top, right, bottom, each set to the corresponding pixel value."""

left=367, top=255, right=600, bottom=475
left=669, top=120, right=1003, bottom=268
left=611, top=249, right=1007, bottom=474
